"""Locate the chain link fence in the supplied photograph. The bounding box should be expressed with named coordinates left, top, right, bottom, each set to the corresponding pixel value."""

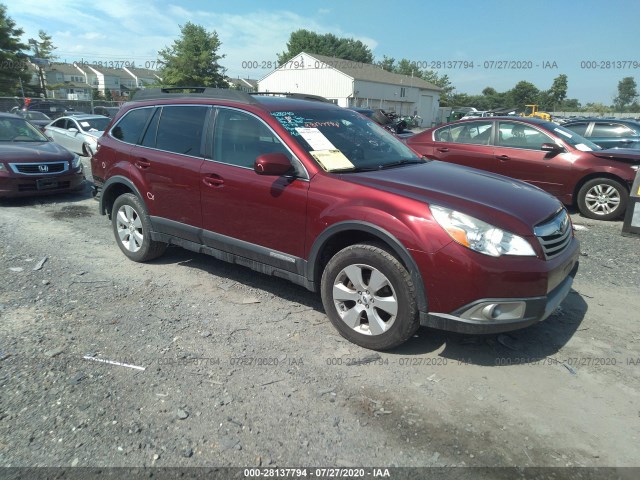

left=0, top=96, right=123, bottom=114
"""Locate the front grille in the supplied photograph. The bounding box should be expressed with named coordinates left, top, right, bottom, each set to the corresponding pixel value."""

left=534, top=209, right=572, bottom=259
left=9, top=162, right=69, bottom=175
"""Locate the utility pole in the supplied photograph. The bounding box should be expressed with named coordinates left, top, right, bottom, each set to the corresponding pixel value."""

left=28, top=38, right=48, bottom=98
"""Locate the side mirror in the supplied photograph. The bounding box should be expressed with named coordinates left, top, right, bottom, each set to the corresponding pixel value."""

left=68, top=128, right=79, bottom=134
left=541, top=142, right=563, bottom=152
left=254, top=153, right=294, bottom=176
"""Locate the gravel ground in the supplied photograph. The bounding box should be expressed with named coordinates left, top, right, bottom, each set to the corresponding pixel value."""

left=1, top=159, right=639, bottom=478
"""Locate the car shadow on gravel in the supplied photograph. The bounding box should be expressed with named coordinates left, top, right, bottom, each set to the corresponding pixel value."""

left=148, top=247, right=588, bottom=366
left=393, top=289, right=589, bottom=366
left=148, top=246, right=324, bottom=309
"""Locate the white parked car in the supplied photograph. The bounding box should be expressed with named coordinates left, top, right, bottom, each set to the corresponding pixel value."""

left=460, top=110, right=492, bottom=120
left=44, top=115, right=111, bottom=157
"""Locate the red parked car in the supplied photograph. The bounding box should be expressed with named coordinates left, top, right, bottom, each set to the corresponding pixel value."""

left=91, top=88, right=580, bottom=350
left=406, top=117, right=640, bottom=221
left=0, top=113, right=85, bottom=198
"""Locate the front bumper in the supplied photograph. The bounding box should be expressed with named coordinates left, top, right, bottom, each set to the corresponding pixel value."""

left=0, top=169, right=85, bottom=198
left=420, top=260, right=579, bottom=334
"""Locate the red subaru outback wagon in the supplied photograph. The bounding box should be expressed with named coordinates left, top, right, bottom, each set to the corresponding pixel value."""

left=91, top=88, right=580, bottom=350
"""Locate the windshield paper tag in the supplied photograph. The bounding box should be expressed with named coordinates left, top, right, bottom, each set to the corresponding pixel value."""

left=80, top=121, right=91, bottom=128
left=310, top=150, right=354, bottom=171
left=295, top=127, right=336, bottom=150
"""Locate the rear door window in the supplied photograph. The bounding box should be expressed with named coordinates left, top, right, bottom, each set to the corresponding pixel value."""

left=153, top=106, right=209, bottom=156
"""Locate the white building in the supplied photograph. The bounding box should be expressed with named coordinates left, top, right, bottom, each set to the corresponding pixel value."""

left=259, top=52, right=442, bottom=127
left=123, top=67, right=162, bottom=90
left=43, top=63, right=92, bottom=100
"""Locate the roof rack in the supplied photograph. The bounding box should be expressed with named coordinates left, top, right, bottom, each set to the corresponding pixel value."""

left=131, top=87, right=258, bottom=104
left=251, top=92, right=333, bottom=103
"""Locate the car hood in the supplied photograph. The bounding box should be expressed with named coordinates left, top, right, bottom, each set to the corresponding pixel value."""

left=590, top=148, right=640, bottom=164
left=0, top=141, right=74, bottom=162
left=345, top=160, right=563, bottom=234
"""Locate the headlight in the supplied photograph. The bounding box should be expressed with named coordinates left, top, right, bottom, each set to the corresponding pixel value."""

left=430, top=205, right=536, bottom=257
left=71, top=155, right=82, bottom=169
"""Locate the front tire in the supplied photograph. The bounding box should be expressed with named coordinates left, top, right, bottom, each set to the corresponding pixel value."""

left=112, top=193, right=167, bottom=262
left=577, top=178, right=628, bottom=221
left=320, top=244, right=419, bottom=350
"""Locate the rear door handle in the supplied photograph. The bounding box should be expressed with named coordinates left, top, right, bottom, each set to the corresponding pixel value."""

left=134, top=159, right=151, bottom=169
left=436, top=147, right=449, bottom=153
left=203, top=175, right=224, bottom=187
left=496, top=155, right=510, bottom=161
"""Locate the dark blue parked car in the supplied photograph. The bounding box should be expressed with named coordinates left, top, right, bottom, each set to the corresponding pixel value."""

left=562, top=118, right=640, bottom=150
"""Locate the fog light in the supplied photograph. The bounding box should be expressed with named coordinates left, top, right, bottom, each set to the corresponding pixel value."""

left=459, top=301, right=526, bottom=322
left=482, top=304, right=502, bottom=319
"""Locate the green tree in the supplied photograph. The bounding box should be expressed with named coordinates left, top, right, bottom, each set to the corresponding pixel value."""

left=278, top=29, right=373, bottom=65
left=28, top=30, right=57, bottom=98
left=559, top=98, right=580, bottom=110
left=377, top=55, right=396, bottom=72
left=613, top=76, right=638, bottom=111
left=547, top=74, right=568, bottom=109
left=583, top=102, right=612, bottom=115
left=0, top=4, right=30, bottom=97
left=509, top=81, right=540, bottom=110
left=158, top=22, right=227, bottom=87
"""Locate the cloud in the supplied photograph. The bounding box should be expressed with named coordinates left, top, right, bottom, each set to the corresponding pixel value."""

left=6, top=2, right=380, bottom=79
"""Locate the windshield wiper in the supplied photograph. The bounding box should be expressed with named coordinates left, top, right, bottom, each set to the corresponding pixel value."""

left=329, top=165, right=381, bottom=173
left=378, top=158, right=426, bottom=170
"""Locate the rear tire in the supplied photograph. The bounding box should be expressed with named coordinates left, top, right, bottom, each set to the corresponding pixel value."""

left=320, top=243, right=419, bottom=350
left=577, top=178, right=628, bottom=220
left=111, top=193, right=167, bottom=262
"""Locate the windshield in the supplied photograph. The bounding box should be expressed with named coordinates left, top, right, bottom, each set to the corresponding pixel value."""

left=271, top=108, right=421, bottom=172
left=544, top=122, right=602, bottom=151
left=22, top=111, right=51, bottom=120
left=0, top=117, right=49, bottom=142
left=78, top=117, right=110, bottom=132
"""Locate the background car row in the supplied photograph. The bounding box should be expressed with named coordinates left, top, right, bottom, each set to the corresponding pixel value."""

left=44, top=115, right=111, bottom=157
left=405, top=117, right=640, bottom=221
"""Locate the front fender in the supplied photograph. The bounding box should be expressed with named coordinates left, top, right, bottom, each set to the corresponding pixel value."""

left=306, top=220, right=430, bottom=313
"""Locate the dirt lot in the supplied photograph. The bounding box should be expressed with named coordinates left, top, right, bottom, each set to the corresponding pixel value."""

left=1, top=159, right=639, bottom=478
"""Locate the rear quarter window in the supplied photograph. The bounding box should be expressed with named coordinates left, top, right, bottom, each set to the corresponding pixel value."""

left=111, top=107, right=154, bottom=144
left=434, top=126, right=451, bottom=142
left=591, top=123, right=634, bottom=137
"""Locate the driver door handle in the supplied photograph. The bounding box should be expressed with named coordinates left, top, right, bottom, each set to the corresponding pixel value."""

left=496, top=155, right=510, bottom=161
left=436, top=147, right=449, bottom=153
left=203, top=174, right=224, bottom=187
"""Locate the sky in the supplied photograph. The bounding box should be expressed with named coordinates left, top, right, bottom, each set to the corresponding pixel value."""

left=4, top=0, right=639, bottom=106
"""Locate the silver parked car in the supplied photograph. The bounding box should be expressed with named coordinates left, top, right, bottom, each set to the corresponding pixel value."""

left=44, top=115, right=110, bottom=157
